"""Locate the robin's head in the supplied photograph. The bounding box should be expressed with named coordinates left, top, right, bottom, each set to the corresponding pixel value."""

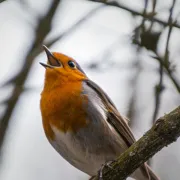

left=40, top=46, right=87, bottom=89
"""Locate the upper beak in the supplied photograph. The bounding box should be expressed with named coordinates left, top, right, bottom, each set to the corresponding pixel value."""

left=40, top=45, right=61, bottom=68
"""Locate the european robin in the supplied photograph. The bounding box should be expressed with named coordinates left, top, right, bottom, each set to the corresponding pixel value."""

left=40, top=45, right=159, bottom=180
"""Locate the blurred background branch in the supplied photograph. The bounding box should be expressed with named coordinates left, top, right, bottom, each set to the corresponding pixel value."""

left=88, top=0, right=180, bottom=28
left=152, top=0, right=176, bottom=123
left=0, top=0, right=6, bottom=3
left=0, top=0, right=61, bottom=159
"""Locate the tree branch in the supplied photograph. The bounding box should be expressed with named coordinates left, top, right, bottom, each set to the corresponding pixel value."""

left=92, top=106, right=180, bottom=180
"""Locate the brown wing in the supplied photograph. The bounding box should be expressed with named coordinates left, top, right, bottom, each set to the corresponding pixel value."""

left=85, top=79, right=136, bottom=146
left=85, top=80, right=159, bottom=180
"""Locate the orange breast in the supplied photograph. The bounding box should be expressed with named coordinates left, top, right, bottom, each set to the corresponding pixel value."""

left=40, top=81, right=88, bottom=140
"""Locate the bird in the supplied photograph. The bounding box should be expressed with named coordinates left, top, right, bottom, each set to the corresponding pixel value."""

left=40, top=45, right=159, bottom=180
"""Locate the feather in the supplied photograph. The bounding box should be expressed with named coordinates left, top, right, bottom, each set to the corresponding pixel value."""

left=85, top=79, right=135, bottom=145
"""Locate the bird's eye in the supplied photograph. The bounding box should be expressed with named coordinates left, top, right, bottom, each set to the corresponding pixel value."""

left=68, top=60, right=76, bottom=68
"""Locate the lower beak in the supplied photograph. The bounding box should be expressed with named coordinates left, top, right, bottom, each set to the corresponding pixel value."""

left=39, top=62, right=54, bottom=69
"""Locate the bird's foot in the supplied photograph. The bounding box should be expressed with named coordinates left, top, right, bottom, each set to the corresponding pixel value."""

left=98, top=160, right=114, bottom=180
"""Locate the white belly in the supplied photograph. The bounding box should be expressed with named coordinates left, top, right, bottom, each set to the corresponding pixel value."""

left=49, top=125, right=105, bottom=176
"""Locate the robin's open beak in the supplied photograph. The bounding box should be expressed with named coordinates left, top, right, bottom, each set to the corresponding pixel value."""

left=40, top=45, right=61, bottom=68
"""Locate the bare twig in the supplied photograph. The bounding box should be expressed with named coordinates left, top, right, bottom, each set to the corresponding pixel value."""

left=141, top=0, right=149, bottom=32
left=149, top=0, right=157, bottom=30
left=92, top=106, right=180, bottom=180
left=88, top=0, right=180, bottom=29
left=133, top=41, right=180, bottom=93
left=164, top=0, right=176, bottom=65
left=152, top=0, right=176, bottom=123
left=152, top=64, right=163, bottom=122
left=100, top=0, right=180, bottom=93
left=0, top=0, right=61, bottom=157
left=152, top=55, right=180, bottom=93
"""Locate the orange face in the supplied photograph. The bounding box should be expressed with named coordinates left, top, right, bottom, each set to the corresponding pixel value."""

left=40, top=46, right=87, bottom=89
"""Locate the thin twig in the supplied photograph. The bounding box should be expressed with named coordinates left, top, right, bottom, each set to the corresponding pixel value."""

left=149, top=0, right=157, bottom=30
left=133, top=42, right=180, bottom=93
left=152, top=0, right=176, bottom=123
left=98, top=0, right=180, bottom=93
left=152, top=64, right=163, bottom=122
left=88, top=0, right=180, bottom=29
left=141, top=0, right=149, bottom=32
left=152, top=54, right=180, bottom=93
left=165, top=0, right=176, bottom=65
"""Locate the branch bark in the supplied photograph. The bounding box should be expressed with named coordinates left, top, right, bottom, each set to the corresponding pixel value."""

left=92, top=106, right=180, bottom=180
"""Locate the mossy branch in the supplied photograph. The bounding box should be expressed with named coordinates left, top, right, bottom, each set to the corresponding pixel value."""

left=92, top=106, right=180, bottom=180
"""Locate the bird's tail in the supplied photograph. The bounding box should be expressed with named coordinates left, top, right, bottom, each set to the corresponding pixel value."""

left=132, top=163, right=160, bottom=180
